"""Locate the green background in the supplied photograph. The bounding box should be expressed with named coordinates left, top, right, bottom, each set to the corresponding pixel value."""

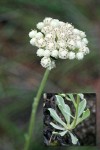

left=0, top=0, right=100, bottom=149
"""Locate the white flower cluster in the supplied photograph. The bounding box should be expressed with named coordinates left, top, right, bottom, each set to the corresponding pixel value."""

left=29, top=17, right=89, bottom=69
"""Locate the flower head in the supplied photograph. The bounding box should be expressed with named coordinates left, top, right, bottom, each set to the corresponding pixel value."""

left=29, top=17, right=89, bottom=69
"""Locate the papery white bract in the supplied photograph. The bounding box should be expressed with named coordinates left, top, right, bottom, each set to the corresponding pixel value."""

left=29, top=17, right=89, bottom=69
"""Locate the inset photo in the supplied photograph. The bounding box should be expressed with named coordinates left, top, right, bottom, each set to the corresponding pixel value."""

left=43, top=93, right=96, bottom=146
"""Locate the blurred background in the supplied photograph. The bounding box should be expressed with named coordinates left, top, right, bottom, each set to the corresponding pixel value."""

left=0, top=0, right=100, bottom=150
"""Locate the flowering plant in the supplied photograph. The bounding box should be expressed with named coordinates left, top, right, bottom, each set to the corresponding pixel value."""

left=29, top=17, right=89, bottom=69
left=48, top=94, right=90, bottom=145
left=24, top=18, right=90, bottom=150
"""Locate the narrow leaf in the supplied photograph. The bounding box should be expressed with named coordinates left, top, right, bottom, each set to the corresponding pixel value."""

left=55, top=95, right=65, bottom=107
left=58, top=130, right=68, bottom=136
left=59, top=94, right=66, bottom=97
left=50, top=122, right=65, bottom=131
left=64, top=104, right=74, bottom=118
left=48, top=108, right=67, bottom=127
left=78, top=94, right=84, bottom=100
left=77, top=109, right=90, bottom=125
left=53, top=130, right=67, bottom=136
left=66, top=94, right=76, bottom=107
left=58, top=104, right=71, bottom=124
left=78, top=99, right=86, bottom=117
left=65, top=96, right=72, bottom=101
left=55, top=95, right=71, bottom=124
left=69, top=132, right=78, bottom=145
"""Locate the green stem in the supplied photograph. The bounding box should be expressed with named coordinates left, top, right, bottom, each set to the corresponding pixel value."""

left=71, top=95, right=80, bottom=129
left=24, top=68, right=50, bottom=150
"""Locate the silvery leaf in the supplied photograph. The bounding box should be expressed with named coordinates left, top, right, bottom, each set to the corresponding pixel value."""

left=77, top=109, right=90, bottom=125
left=69, top=132, right=78, bottom=145
left=50, top=122, right=65, bottom=131
left=53, top=130, right=68, bottom=136
left=55, top=95, right=71, bottom=124
left=78, top=99, right=86, bottom=117
left=48, top=108, right=67, bottom=128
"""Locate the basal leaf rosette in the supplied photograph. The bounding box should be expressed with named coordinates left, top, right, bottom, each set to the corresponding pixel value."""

left=29, top=17, right=89, bottom=70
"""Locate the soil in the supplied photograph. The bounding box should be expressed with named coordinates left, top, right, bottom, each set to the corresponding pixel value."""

left=43, top=93, right=96, bottom=146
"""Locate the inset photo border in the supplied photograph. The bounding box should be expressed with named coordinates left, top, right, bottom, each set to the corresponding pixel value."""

left=43, top=93, right=96, bottom=146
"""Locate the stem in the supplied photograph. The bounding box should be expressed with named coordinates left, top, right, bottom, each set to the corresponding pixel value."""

left=71, top=95, right=80, bottom=129
left=49, top=133, right=53, bottom=144
left=24, top=68, right=50, bottom=150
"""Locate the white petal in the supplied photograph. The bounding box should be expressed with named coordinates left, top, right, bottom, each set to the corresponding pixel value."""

left=29, top=30, right=37, bottom=38
left=76, top=52, right=84, bottom=60
left=37, top=22, right=44, bottom=30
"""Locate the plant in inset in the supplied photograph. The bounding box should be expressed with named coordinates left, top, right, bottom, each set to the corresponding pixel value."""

left=48, top=94, right=90, bottom=145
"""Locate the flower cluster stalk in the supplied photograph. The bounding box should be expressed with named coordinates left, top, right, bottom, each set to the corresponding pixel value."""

left=24, top=69, right=50, bottom=150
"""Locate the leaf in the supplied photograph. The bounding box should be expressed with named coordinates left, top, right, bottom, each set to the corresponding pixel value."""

left=76, top=109, right=90, bottom=125
left=58, top=130, right=68, bottom=136
left=69, top=132, right=78, bottom=145
left=78, top=99, right=86, bottom=117
left=48, top=108, right=67, bottom=128
left=55, top=95, right=71, bottom=124
left=65, top=96, right=72, bottom=101
left=58, top=104, right=71, bottom=124
left=53, top=130, right=67, bottom=136
left=50, top=122, right=65, bottom=131
left=66, top=94, right=76, bottom=107
left=59, top=94, right=66, bottom=97
left=55, top=95, right=65, bottom=107
left=64, top=104, right=74, bottom=118
left=78, top=94, right=84, bottom=100
left=82, top=109, right=90, bottom=120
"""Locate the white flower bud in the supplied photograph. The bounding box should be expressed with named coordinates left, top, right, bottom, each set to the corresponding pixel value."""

left=46, top=42, right=55, bottom=50
left=58, top=32, right=66, bottom=39
left=51, top=19, right=60, bottom=27
left=43, top=17, right=52, bottom=25
left=42, top=26, right=53, bottom=34
left=51, top=50, right=58, bottom=58
left=69, top=40, right=75, bottom=46
left=59, top=21, right=65, bottom=26
left=67, top=40, right=76, bottom=50
left=59, top=50, right=68, bottom=59
left=82, top=38, right=88, bottom=44
left=80, top=31, right=86, bottom=38
left=66, top=23, right=73, bottom=29
left=85, top=47, right=90, bottom=54
left=41, top=57, right=51, bottom=68
left=48, top=61, right=56, bottom=70
left=35, top=32, right=43, bottom=39
left=73, top=29, right=80, bottom=35
left=45, top=33, right=55, bottom=40
left=29, top=30, right=37, bottom=38
left=76, top=52, right=84, bottom=60
left=36, top=49, right=44, bottom=57
left=82, top=47, right=90, bottom=54
left=58, top=41, right=66, bottom=48
left=76, top=36, right=81, bottom=40
left=68, top=52, right=75, bottom=59
left=76, top=41, right=82, bottom=48
left=36, top=38, right=45, bottom=47
left=30, top=38, right=36, bottom=45
left=44, top=50, right=51, bottom=57
left=37, top=22, right=44, bottom=30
